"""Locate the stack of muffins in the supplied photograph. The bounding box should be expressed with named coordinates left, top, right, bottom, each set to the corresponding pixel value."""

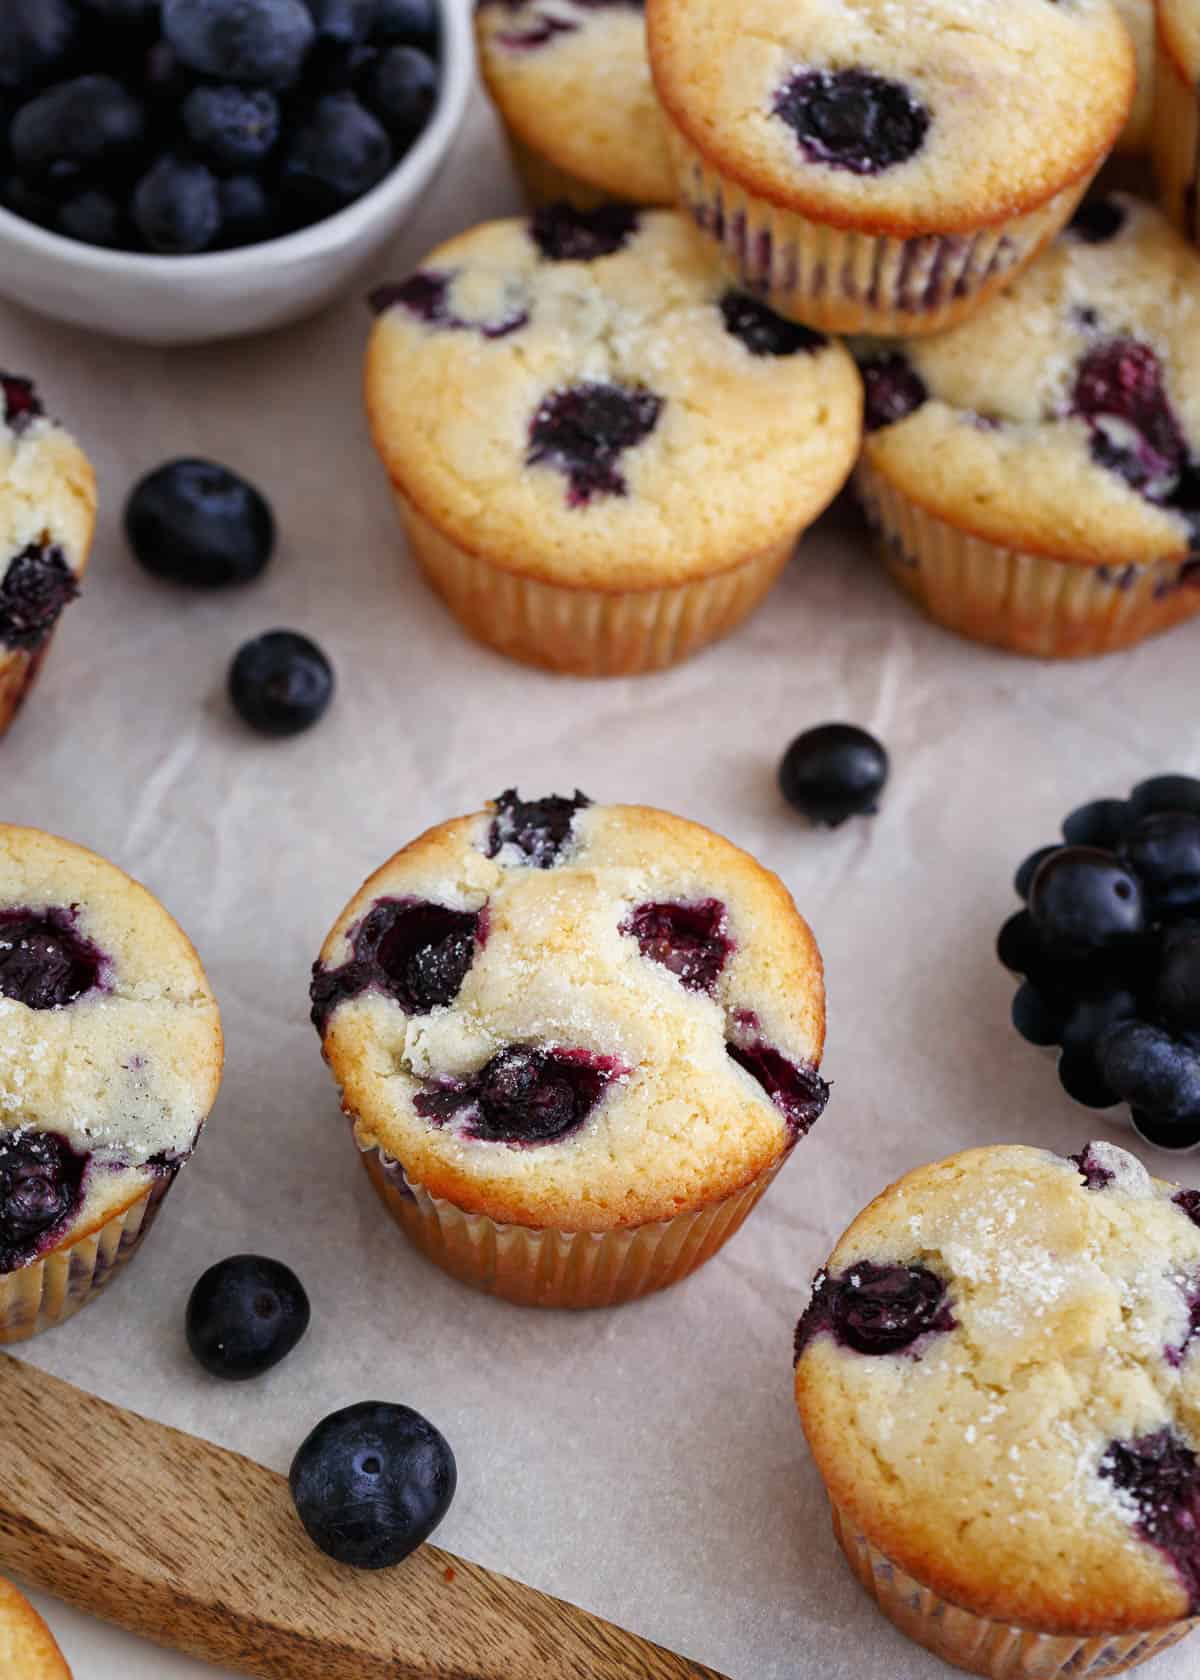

left=362, top=0, right=1200, bottom=669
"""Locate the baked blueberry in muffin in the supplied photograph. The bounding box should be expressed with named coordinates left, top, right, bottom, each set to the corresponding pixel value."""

left=0, top=825, right=223, bottom=1342
left=475, top=0, right=676, bottom=207
left=0, top=373, right=95, bottom=738
left=795, top=1142, right=1200, bottom=1678
left=311, top=793, right=827, bottom=1305
left=366, top=208, right=862, bottom=674
left=647, top=0, right=1134, bottom=335
left=855, top=195, right=1200, bottom=657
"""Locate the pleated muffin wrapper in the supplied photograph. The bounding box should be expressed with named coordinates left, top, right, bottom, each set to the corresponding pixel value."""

left=856, top=457, right=1200, bottom=659
left=0, top=1170, right=175, bottom=1345
left=394, top=488, right=797, bottom=678
left=1153, top=18, right=1200, bottom=250
left=830, top=1499, right=1198, bottom=1680
left=362, top=1144, right=788, bottom=1309
left=666, top=128, right=1095, bottom=338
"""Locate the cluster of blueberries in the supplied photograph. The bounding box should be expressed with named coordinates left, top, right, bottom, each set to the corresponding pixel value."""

left=1001, top=775, right=1200, bottom=1151
left=188, top=1254, right=456, bottom=1565
left=2, top=0, right=440, bottom=254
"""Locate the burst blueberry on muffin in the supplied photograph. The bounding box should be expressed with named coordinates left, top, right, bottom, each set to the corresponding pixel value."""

left=855, top=194, right=1200, bottom=658
left=475, top=0, right=675, bottom=207
left=365, top=206, right=862, bottom=675
left=0, top=826, right=223, bottom=1343
left=0, top=373, right=95, bottom=740
left=0, top=1577, right=71, bottom=1679
left=646, top=0, right=1134, bottom=336
left=795, top=1142, right=1200, bottom=1680
left=311, top=792, right=827, bottom=1308
left=1154, top=0, right=1200, bottom=248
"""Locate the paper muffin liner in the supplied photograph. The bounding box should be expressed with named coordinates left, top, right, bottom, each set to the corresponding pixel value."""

left=393, top=489, right=797, bottom=677
left=857, top=458, right=1200, bottom=658
left=0, top=642, right=51, bottom=741
left=0, top=1172, right=174, bottom=1345
left=830, top=1499, right=1197, bottom=1679
left=361, top=1145, right=787, bottom=1308
left=1152, top=27, right=1199, bottom=246
left=665, top=128, right=1094, bottom=336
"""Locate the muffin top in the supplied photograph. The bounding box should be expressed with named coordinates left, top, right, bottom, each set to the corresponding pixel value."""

left=646, top=0, right=1134, bottom=235
left=365, top=207, right=862, bottom=590
left=0, top=1578, right=71, bottom=1680
left=0, top=373, right=95, bottom=662
left=1158, top=0, right=1200, bottom=74
left=795, top=1142, right=1200, bottom=1634
left=859, top=196, right=1200, bottom=568
left=311, top=793, right=827, bottom=1230
left=0, top=826, right=223, bottom=1272
left=475, top=0, right=675, bottom=206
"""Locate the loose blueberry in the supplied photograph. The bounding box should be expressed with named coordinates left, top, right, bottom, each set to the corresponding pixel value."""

left=620, top=899, right=731, bottom=995
left=0, top=1130, right=88, bottom=1274
left=1158, top=927, right=1200, bottom=1033
left=773, top=68, right=929, bottom=175
left=290, top=1400, right=456, bottom=1569
left=1099, top=1431, right=1200, bottom=1613
left=186, top=1254, right=310, bottom=1380
left=1028, top=847, right=1144, bottom=953
left=1058, top=1049, right=1118, bottom=1109
left=1012, top=981, right=1063, bottom=1047
left=228, top=629, right=335, bottom=737
left=0, top=2, right=81, bottom=96
left=529, top=201, right=638, bottom=262
left=1098, top=1020, right=1200, bottom=1118
left=0, top=908, right=105, bottom=1009
left=362, top=45, right=436, bottom=144
left=1015, top=845, right=1062, bottom=901
left=281, top=91, right=393, bottom=216
left=56, top=188, right=124, bottom=248
left=10, top=75, right=146, bottom=184
left=164, top=0, right=317, bottom=87
left=373, top=0, right=440, bottom=51
left=778, top=723, right=888, bottom=828
left=304, top=0, right=376, bottom=50
left=310, top=897, right=481, bottom=1032
left=719, top=292, right=826, bottom=357
left=486, top=788, right=590, bottom=867
left=526, top=382, right=663, bottom=506
left=1, top=373, right=44, bottom=436
left=859, top=353, right=927, bottom=432
left=0, top=543, right=79, bottom=652
left=1068, top=197, right=1127, bottom=244
left=182, top=85, right=281, bottom=170
left=142, top=39, right=192, bottom=105
left=126, top=459, right=275, bottom=589
left=1062, top=799, right=1129, bottom=849
left=132, top=154, right=221, bottom=254
left=1129, top=776, right=1200, bottom=822
left=217, top=173, right=276, bottom=245
left=78, top=0, right=161, bottom=19
left=1123, top=813, right=1200, bottom=914
left=1136, top=1112, right=1200, bottom=1151
left=795, top=1262, right=954, bottom=1360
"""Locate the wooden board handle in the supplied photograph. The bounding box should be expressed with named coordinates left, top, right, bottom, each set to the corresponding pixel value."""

left=0, top=1355, right=726, bottom=1680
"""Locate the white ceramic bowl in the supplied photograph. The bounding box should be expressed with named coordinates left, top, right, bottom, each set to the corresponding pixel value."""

left=0, top=1, right=473, bottom=347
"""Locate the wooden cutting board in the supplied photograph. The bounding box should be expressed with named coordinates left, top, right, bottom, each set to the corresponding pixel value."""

left=0, top=1354, right=727, bottom=1680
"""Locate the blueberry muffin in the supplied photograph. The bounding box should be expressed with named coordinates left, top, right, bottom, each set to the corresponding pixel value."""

left=795, top=1142, right=1200, bottom=1679
left=0, top=374, right=95, bottom=740
left=855, top=194, right=1200, bottom=658
left=0, top=826, right=223, bottom=1343
left=311, top=791, right=828, bottom=1308
left=646, top=0, right=1135, bottom=336
left=1154, top=0, right=1200, bottom=248
left=365, top=206, right=862, bottom=676
left=0, top=1578, right=70, bottom=1680
left=475, top=0, right=675, bottom=207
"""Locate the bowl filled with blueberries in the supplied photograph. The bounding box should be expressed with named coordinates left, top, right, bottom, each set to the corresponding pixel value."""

left=0, top=0, right=472, bottom=344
